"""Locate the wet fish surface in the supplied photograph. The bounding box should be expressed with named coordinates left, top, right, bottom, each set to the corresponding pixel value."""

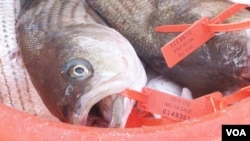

left=87, top=0, right=250, bottom=98
left=17, top=0, right=147, bottom=128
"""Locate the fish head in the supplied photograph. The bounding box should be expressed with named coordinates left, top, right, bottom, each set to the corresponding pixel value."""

left=32, top=24, right=146, bottom=127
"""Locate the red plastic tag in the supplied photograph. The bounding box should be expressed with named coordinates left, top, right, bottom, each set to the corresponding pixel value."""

left=210, top=3, right=248, bottom=24
left=155, top=4, right=249, bottom=33
left=161, top=17, right=214, bottom=68
left=123, top=86, right=250, bottom=124
left=155, top=4, right=250, bottom=68
left=123, top=3, right=250, bottom=127
left=137, top=88, right=193, bottom=121
left=138, top=88, right=225, bottom=121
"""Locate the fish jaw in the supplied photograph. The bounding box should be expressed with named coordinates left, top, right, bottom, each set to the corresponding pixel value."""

left=71, top=74, right=135, bottom=128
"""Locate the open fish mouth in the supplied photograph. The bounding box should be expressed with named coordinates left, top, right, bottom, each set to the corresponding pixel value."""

left=84, top=94, right=130, bottom=127
left=86, top=102, right=108, bottom=127
left=72, top=93, right=133, bottom=128
left=71, top=76, right=134, bottom=128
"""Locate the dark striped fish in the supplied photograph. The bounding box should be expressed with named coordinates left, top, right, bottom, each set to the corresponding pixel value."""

left=0, top=0, right=56, bottom=120
left=87, top=0, right=250, bottom=98
left=17, top=0, right=147, bottom=128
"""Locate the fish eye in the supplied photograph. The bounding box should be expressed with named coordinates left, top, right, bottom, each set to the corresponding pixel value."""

left=69, top=65, right=89, bottom=79
left=62, top=59, right=93, bottom=80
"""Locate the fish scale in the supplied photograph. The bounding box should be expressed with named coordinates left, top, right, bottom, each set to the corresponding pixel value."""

left=0, top=0, right=57, bottom=120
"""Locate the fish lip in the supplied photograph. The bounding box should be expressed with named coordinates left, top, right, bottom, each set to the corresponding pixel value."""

left=70, top=74, right=131, bottom=127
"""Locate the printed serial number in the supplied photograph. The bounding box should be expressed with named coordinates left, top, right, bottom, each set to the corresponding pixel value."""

left=162, top=109, right=191, bottom=120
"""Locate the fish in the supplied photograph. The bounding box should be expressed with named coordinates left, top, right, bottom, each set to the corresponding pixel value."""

left=87, top=0, right=250, bottom=98
left=16, top=0, right=147, bottom=128
left=0, top=0, right=58, bottom=121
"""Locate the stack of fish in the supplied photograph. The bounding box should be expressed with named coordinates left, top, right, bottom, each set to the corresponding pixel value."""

left=13, top=0, right=250, bottom=128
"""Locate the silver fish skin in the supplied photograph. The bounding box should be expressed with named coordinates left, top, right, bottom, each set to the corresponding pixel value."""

left=87, top=0, right=250, bottom=98
left=16, top=0, right=147, bottom=128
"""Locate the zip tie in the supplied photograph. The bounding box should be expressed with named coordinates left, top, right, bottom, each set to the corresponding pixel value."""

left=155, top=4, right=249, bottom=33
left=123, top=3, right=250, bottom=126
left=123, top=86, right=250, bottom=125
left=155, top=3, right=250, bottom=68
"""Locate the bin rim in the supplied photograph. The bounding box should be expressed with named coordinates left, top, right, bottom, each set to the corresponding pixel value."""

left=0, top=96, right=250, bottom=141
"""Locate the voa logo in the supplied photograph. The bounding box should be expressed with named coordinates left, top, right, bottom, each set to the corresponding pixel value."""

left=226, top=129, right=246, bottom=136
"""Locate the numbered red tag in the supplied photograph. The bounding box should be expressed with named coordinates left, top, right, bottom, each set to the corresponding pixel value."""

left=123, top=86, right=250, bottom=123
left=124, top=3, right=250, bottom=127
left=155, top=3, right=250, bottom=68
left=129, top=88, right=223, bottom=121
left=160, top=17, right=214, bottom=68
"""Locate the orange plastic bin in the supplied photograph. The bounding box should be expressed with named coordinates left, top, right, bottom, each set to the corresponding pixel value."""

left=1, top=2, right=250, bottom=141
left=0, top=92, right=250, bottom=141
